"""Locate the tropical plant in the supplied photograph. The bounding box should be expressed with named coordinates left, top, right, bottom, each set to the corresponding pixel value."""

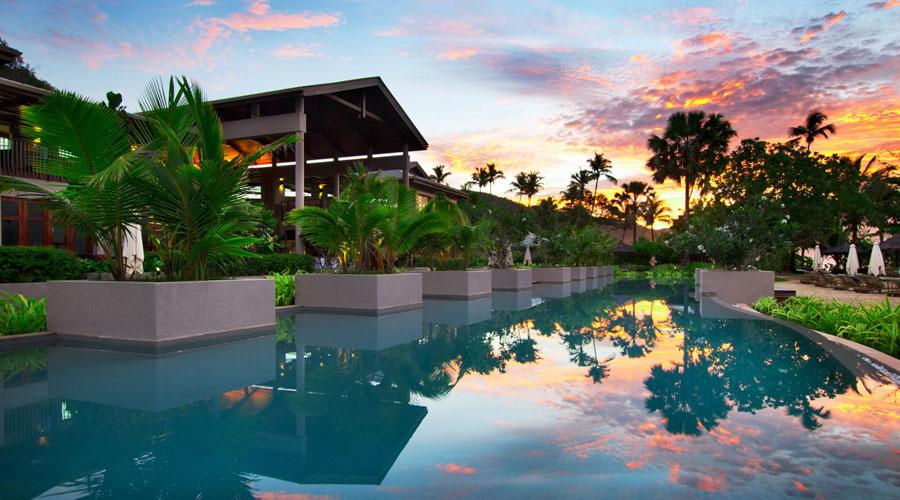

left=430, top=165, right=451, bottom=183
left=788, top=110, right=836, bottom=152
left=640, top=192, right=671, bottom=241
left=3, top=90, right=146, bottom=280
left=484, top=162, right=505, bottom=194
left=132, top=77, right=292, bottom=280
left=566, top=226, right=615, bottom=266
left=0, top=247, right=83, bottom=282
left=470, top=166, right=490, bottom=192
left=587, top=152, right=617, bottom=215
left=753, top=296, right=899, bottom=358
left=509, top=171, right=543, bottom=205
left=287, top=164, right=447, bottom=273
left=646, top=110, right=736, bottom=223
left=268, top=271, right=296, bottom=307
left=0, top=293, right=47, bottom=335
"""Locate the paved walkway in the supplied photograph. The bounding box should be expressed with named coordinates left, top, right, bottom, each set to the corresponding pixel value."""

left=777, top=276, right=900, bottom=306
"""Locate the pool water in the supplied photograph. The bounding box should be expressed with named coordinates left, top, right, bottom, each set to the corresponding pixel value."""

left=0, top=279, right=897, bottom=498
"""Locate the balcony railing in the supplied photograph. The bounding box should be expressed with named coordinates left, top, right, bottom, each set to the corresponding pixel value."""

left=0, top=137, right=66, bottom=182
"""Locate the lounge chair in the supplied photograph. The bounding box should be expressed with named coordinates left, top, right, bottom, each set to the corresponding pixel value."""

left=831, top=275, right=859, bottom=291
left=851, top=274, right=884, bottom=294
left=811, top=271, right=839, bottom=288
left=880, top=277, right=900, bottom=297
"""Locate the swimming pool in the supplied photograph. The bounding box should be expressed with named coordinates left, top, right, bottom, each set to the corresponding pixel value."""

left=0, top=279, right=896, bottom=498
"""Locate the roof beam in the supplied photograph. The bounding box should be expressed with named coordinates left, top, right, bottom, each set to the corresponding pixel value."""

left=324, top=93, right=385, bottom=123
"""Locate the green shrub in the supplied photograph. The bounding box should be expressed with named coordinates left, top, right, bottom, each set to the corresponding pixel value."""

left=268, top=271, right=296, bottom=307
left=228, top=253, right=315, bottom=276
left=752, top=296, right=899, bottom=358
left=0, top=247, right=82, bottom=283
left=633, top=239, right=677, bottom=264
left=0, top=293, right=47, bottom=335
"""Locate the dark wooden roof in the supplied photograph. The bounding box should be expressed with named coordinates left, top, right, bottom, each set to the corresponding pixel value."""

left=0, top=45, right=22, bottom=65
left=880, top=235, right=900, bottom=251
left=211, top=77, right=427, bottom=161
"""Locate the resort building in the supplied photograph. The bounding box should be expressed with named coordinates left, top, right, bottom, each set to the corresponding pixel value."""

left=0, top=43, right=465, bottom=253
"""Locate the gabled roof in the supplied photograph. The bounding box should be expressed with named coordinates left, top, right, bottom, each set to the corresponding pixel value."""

left=211, top=77, right=427, bottom=160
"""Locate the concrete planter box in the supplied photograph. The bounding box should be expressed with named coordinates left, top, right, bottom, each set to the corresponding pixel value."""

left=47, top=279, right=275, bottom=346
left=695, top=270, right=774, bottom=305
left=0, top=282, right=48, bottom=299
left=422, top=270, right=492, bottom=299
left=571, top=267, right=587, bottom=281
left=492, top=269, right=532, bottom=291
left=571, top=280, right=587, bottom=293
left=586, top=266, right=600, bottom=279
left=599, top=265, right=615, bottom=277
left=491, top=290, right=535, bottom=311
left=296, top=272, right=422, bottom=314
left=423, top=296, right=492, bottom=325
left=532, top=267, right=572, bottom=284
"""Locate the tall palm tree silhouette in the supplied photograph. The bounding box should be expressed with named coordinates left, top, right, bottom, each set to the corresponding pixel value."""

left=640, top=192, right=671, bottom=241
left=470, top=166, right=490, bottom=192
left=484, top=163, right=505, bottom=194
left=788, top=110, right=836, bottom=152
left=510, top=171, right=543, bottom=205
left=587, top=152, right=617, bottom=216
left=646, top=111, right=735, bottom=224
left=430, top=165, right=451, bottom=184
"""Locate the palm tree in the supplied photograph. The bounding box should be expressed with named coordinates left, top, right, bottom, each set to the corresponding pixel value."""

left=430, top=165, right=451, bottom=184
left=7, top=90, right=145, bottom=280
left=640, top=193, right=671, bottom=241
left=470, top=167, right=490, bottom=192
left=646, top=110, right=736, bottom=224
left=522, top=171, right=543, bottom=206
left=484, top=163, right=505, bottom=194
left=587, top=152, right=617, bottom=215
left=622, top=181, right=650, bottom=243
left=788, top=111, right=836, bottom=152
left=564, top=169, right=595, bottom=224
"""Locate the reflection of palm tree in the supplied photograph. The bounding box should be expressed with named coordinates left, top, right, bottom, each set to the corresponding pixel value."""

left=787, top=399, right=832, bottom=431
left=644, top=355, right=731, bottom=436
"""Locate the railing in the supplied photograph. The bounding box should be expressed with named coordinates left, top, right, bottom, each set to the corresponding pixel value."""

left=0, top=136, right=65, bottom=182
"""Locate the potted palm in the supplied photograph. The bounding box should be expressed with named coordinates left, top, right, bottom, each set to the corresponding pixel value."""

left=530, top=231, right=572, bottom=284
left=288, top=165, right=447, bottom=313
left=417, top=197, right=492, bottom=298
left=11, top=78, right=284, bottom=346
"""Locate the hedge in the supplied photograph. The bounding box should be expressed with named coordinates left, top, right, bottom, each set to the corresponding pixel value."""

left=224, top=253, right=315, bottom=276
left=0, top=247, right=83, bottom=283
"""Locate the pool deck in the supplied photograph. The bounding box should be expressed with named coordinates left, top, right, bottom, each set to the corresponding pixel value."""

left=777, top=275, right=900, bottom=306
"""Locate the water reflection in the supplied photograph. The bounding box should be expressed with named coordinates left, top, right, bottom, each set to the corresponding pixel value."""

left=0, top=279, right=895, bottom=497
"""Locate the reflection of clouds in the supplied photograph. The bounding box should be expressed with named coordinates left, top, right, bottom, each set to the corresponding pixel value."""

left=425, top=295, right=898, bottom=496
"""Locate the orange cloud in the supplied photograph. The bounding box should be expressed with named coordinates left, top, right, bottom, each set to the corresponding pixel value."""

left=436, top=463, right=477, bottom=475
left=437, top=48, right=480, bottom=61
left=799, top=11, right=846, bottom=43
left=697, top=473, right=727, bottom=492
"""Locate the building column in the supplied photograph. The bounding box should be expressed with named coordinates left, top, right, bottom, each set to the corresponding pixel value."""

left=333, top=151, right=341, bottom=198
left=294, top=131, right=305, bottom=254
left=402, top=142, right=410, bottom=187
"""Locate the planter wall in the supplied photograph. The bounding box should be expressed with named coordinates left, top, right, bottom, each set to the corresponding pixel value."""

left=422, top=270, right=492, bottom=299
left=571, top=280, right=587, bottom=293
left=47, top=279, right=275, bottom=345
left=695, top=270, right=774, bottom=305
left=0, top=282, right=47, bottom=299
left=492, top=269, right=532, bottom=291
left=296, top=272, right=422, bottom=314
left=571, top=267, right=587, bottom=281
left=586, top=266, right=600, bottom=279
left=599, top=265, right=615, bottom=277
left=532, top=267, right=572, bottom=284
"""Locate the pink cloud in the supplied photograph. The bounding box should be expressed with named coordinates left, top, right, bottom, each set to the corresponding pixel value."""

left=797, top=11, right=846, bottom=43
left=436, top=48, right=480, bottom=61
left=435, top=463, right=476, bottom=475
left=185, top=0, right=217, bottom=6
left=192, top=0, right=341, bottom=56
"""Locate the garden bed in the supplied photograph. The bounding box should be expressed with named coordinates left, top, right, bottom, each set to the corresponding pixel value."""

left=532, top=267, right=572, bottom=284
left=492, top=268, right=532, bottom=291
left=47, top=279, right=275, bottom=346
left=295, top=272, right=422, bottom=314
left=422, top=270, right=492, bottom=299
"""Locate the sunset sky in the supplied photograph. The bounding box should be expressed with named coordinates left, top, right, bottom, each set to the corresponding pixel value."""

left=2, top=0, right=898, bottom=216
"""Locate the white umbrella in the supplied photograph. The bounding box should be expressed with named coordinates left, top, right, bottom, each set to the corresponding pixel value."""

left=123, top=223, right=144, bottom=277
left=847, top=244, right=859, bottom=275
left=868, top=242, right=885, bottom=276
left=523, top=246, right=532, bottom=265
left=813, top=245, right=823, bottom=271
